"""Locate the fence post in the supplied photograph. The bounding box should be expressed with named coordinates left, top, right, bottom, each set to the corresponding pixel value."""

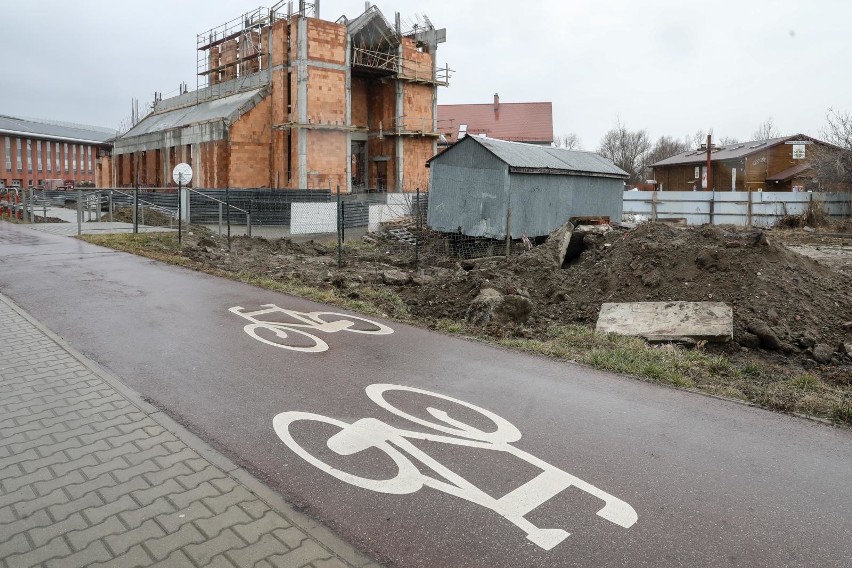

left=76, top=189, right=82, bottom=235
left=247, top=197, right=252, bottom=238
left=22, top=190, right=28, bottom=223
left=218, top=202, right=223, bottom=236
left=108, top=191, right=113, bottom=223
left=651, top=191, right=658, bottom=222
left=709, top=190, right=715, bottom=225
left=415, top=187, right=420, bottom=270
left=225, top=186, right=231, bottom=251
left=178, top=182, right=183, bottom=245
left=133, top=187, right=139, bottom=234
left=336, top=185, right=342, bottom=268
left=747, top=189, right=753, bottom=228
left=504, top=207, right=512, bottom=258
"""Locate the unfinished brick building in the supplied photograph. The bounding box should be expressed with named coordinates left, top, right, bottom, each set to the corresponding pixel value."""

left=112, top=2, right=448, bottom=192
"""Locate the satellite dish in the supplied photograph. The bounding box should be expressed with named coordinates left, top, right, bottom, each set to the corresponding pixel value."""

left=173, top=163, right=193, bottom=185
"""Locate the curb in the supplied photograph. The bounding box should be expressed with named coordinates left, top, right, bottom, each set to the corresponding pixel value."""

left=0, top=291, right=379, bottom=568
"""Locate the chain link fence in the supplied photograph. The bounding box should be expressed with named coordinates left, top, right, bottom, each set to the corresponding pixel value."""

left=2, top=186, right=541, bottom=268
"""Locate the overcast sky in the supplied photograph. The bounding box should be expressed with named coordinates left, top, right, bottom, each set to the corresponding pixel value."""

left=2, top=0, right=849, bottom=148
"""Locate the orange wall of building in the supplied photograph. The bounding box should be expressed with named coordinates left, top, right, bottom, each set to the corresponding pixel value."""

left=229, top=96, right=273, bottom=188
left=307, top=17, right=346, bottom=64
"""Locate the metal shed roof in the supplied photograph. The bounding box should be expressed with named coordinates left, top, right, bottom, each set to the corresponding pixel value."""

left=650, top=135, right=812, bottom=167
left=0, top=115, right=116, bottom=144
left=432, top=135, right=628, bottom=178
left=121, top=88, right=268, bottom=138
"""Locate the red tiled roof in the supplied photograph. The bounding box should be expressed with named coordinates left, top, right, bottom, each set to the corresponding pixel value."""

left=438, top=101, right=553, bottom=145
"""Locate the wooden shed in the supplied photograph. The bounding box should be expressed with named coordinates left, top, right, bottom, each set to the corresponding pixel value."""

left=426, top=136, right=628, bottom=239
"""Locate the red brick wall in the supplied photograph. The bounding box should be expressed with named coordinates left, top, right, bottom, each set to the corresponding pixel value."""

left=403, top=137, right=434, bottom=191
left=229, top=96, right=273, bottom=188
left=306, top=130, right=347, bottom=189
left=401, top=38, right=434, bottom=81
left=307, top=18, right=346, bottom=64
left=403, top=83, right=434, bottom=132
left=351, top=76, right=369, bottom=128
left=0, top=135, right=101, bottom=188
left=306, top=68, right=346, bottom=125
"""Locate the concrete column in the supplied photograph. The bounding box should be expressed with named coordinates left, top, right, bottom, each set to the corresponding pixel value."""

left=297, top=16, right=308, bottom=188
left=345, top=31, right=352, bottom=193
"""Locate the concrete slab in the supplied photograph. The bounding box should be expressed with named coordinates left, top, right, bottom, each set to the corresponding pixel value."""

left=596, top=301, right=733, bottom=343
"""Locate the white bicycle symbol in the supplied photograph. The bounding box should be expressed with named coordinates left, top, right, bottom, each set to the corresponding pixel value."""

left=273, top=384, right=637, bottom=550
left=229, top=304, right=394, bottom=353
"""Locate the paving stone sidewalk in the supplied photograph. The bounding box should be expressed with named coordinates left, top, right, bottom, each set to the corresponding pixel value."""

left=0, top=293, right=378, bottom=568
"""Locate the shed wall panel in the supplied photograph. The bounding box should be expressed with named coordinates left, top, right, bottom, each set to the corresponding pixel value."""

left=508, top=174, right=623, bottom=237
left=428, top=141, right=507, bottom=237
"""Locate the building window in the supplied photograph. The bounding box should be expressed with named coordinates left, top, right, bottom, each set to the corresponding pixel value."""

left=26, top=140, right=32, bottom=173
left=46, top=142, right=52, bottom=173
left=87, top=146, right=92, bottom=174
left=4, top=137, right=10, bottom=172
left=16, top=139, right=22, bottom=172
left=55, top=142, right=60, bottom=172
left=72, top=144, right=77, bottom=173
left=37, top=141, right=42, bottom=172
left=64, top=143, right=69, bottom=172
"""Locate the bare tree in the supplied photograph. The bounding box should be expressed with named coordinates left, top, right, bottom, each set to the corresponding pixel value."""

left=598, top=118, right=651, bottom=183
left=753, top=117, right=780, bottom=140
left=553, top=133, right=583, bottom=150
left=717, top=136, right=740, bottom=146
left=684, top=130, right=707, bottom=150
left=644, top=136, right=689, bottom=179
left=810, top=108, right=852, bottom=191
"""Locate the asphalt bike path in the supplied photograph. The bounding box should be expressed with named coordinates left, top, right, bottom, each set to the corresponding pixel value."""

left=1, top=222, right=850, bottom=567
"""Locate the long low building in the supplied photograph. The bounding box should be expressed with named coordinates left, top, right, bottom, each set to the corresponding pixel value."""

left=650, top=134, right=849, bottom=192
left=0, top=115, right=115, bottom=190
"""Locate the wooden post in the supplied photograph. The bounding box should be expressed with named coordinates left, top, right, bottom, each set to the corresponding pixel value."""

left=504, top=207, right=512, bottom=258
left=651, top=191, right=658, bottom=222
left=747, top=189, right=753, bottom=228
left=705, top=134, right=713, bottom=191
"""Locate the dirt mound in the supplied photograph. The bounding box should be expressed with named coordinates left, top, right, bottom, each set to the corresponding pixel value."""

left=404, top=223, right=852, bottom=365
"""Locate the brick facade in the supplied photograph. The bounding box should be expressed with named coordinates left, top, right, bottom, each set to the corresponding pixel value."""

left=113, top=8, right=443, bottom=192
left=0, top=134, right=107, bottom=189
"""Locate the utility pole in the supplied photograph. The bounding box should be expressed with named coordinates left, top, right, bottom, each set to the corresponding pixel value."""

left=705, top=134, right=713, bottom=191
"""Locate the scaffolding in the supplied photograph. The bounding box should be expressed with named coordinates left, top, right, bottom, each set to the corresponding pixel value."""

left=195, top=2, right=317, bottom=94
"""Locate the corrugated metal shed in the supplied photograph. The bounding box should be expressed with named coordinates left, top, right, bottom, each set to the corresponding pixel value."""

left=428, top=136, right=627, bottom=239
left=0, top=115, right=115, bottom=144
left=473, top=136, right=628, bottom=177
left=122, top=88, right=267, bottom=138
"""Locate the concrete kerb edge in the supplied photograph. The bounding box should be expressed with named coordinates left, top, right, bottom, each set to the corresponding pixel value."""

left=0, top=291, right=378, bottom=568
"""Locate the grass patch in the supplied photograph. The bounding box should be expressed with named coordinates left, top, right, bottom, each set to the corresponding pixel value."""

left=78, top=232, right=852, bottom=428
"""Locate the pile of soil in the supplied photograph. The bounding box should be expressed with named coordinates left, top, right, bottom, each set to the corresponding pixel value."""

left=175, top=220, right=852, bottom=374
left=402, top=223, right=852, bottom=368
left=111, top=206, right=175, bottom=227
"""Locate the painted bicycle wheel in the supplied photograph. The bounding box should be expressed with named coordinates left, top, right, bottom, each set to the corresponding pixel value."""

left=242, top=323, right=329, bottom=353
left=272, top=411, right=423, bottom=494
left=309, top=312, right=394, bottom=335
left=365, top=384, right=522, bottom=444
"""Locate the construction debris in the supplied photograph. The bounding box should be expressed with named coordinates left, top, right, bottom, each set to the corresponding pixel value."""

left=595, top=301, right=733, bottom=343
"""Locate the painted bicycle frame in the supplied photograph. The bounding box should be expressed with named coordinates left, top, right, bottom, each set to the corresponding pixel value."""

left=229, top=304, right=393, bottom=353
left=273, top=384, right=637, bottom=551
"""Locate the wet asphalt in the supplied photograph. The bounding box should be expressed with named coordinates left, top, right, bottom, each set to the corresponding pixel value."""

left=1, top=222, right=851, bottom=568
